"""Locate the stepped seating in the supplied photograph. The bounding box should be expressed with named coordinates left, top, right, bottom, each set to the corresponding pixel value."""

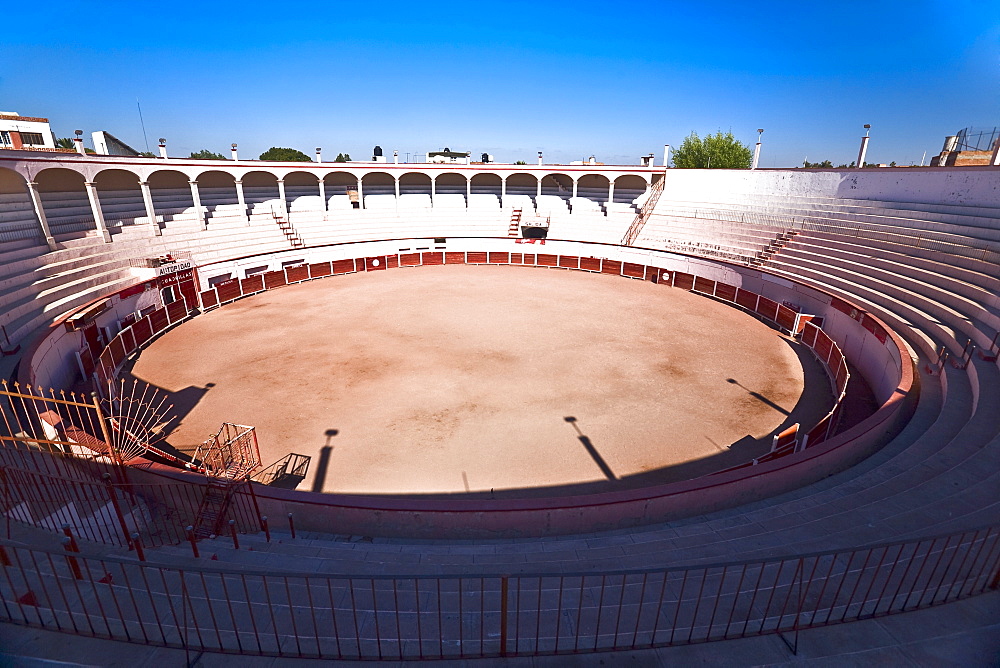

left=327, top=194, right=354, bottom=210
left=568, top=196, right=601, bottom=213
left=362, top=194, right=397, bottom=209
left=397, top=193, right=432, bottom=210
left=468, top=193, right=500, bottom=210
left=288, top=195, right=325, bottom=212
left=534, top=194, right=568, bottom=215
left=1, top=174, right=998, bottom=661
left=432, top=193, right=466, bottom=209
left=501, top=194, right=535, bottom=212
left=546, top=213, right=631, bottom=244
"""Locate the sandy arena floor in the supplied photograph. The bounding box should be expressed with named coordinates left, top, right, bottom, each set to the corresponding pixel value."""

left=127, top=264, right=830, bottom=496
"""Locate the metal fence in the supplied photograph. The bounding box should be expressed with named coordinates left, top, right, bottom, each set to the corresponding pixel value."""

left=0, top=525, right=996, bottom=660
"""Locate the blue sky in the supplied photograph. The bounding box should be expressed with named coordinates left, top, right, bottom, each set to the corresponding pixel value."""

left=3, top=1, right=997, bottom=166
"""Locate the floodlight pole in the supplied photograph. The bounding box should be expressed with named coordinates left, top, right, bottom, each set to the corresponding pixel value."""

left=752, top=129, right=764, bottom=169
left=857, top=124, right=871, bottom=168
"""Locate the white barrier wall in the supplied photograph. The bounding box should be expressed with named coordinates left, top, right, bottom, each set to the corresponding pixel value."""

left=656, top=167, right=1000, bottom=210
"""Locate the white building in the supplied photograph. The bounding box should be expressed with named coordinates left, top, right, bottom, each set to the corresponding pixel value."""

left=427, top=148, right=471, bottom=164
left=0, top=112, right=56, bottom=150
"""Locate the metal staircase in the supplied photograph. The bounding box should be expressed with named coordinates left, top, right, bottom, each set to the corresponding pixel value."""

left=621, top=176, right=666, bottom=246
left=271, top=207, right=304, bottom=248
left=192, top=477, right=241, bottom=538
left=507, top=208, right=522, bottom=237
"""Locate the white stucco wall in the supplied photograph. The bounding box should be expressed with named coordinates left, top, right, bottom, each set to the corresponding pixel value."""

left=658, top=167, right=1000, bottom=210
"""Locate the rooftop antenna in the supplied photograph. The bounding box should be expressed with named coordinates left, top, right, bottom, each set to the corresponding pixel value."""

left=136, top=98, right=150, bottom=154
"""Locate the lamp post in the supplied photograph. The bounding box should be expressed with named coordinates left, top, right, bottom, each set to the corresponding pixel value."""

left=315, top=147, right=322, bottom=163
left=752, top=129, right=764, bottom=169
left=158, top=138, right=167, bottom=159
left=74, top=129, right=85, bottom=155
left=857, top=124, right=871, bottom=168
left=230, top=143, right=238, bottom=161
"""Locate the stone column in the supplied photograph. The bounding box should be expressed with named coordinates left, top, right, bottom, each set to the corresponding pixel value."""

left=752, top=142, right=762, bottom=169
left=430, top=178, right=436, bottom=206
left=84, top=181, right=112, bottom=243
left=571, top=178, right=578, bottom=198
left=536, top=177, right=542, bottom=198
left=500, top=177, right=506, bottom=207
left=276, top=179, right=287, bottom=213
left=138, top=181, right=161, bottom=236
left=318, top=179, right=327, bottom=211
left=607, top=180, right=616, bottom=207
left=357, top=179, right=364, bottom=209
left=465, top=178, right=471, bottom=208
left=234, top=179, right=249, bottom=225
left=26, top=181, right=57, bottom=250
left=188, top=180, right=206, bottom=229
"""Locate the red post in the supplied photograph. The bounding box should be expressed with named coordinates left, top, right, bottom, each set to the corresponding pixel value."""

left=130, top=533, right=146, bottom=562
left=287, top=513, right=296, bottom=539
left=102, top=473, right=134, bottom=550
left=61, top=537, right=84, bottom=580
left=0, top=546, right=10, bottom=567
left=61, top=524, right=79, bottom=553
left=228, top=520, right=239, bottom=550
left=261, top=516, right=270, bottom=542
left=244, top=477, right=265, bottom=533
left=185, top=525, right=200, bottom=558
left=500, top=576, right=509, bottom=657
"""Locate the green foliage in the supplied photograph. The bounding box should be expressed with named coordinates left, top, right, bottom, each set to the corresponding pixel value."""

left=334, top=153, right=351, bottom=162
left=138, top=151, right=156, bottom=158
left=258, top=147, right=312, bottom=162
left=188, top=149, right=228, bottom=160
left=672, top=131, right=753, bottom=169
left=802, top=160, right=834, bottom=168
left=55, top=137, right=75, bottom=149
left=514, top=160, right=527, bottom=165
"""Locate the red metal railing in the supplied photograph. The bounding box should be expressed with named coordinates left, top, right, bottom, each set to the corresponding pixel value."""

left=0, top=526, right=996, bottom=659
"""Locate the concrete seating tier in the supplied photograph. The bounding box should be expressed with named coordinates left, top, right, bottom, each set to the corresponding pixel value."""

left=362, top=194, right=397, bottom=209
left=568, top=196, right=601, bottom=212
left=546, top=215, right=632, bottom=245
left=534, top=194, right=569, bottom=214
left=327, top=194, right=354, bottom=210
left=0, top=193, right=41, bottom=243
left=467, top=193, right=500, bottom=209
left=658, top=191, right=1000, bottom=225
left=655, top=197, right=1000, bottom=250
left=501, top=194, right=535, bottom=212
left=708, top=193, right=1000, bottom=232
left=241, top=186, right=279, bottom=205
left=2, top=179, right=998, bottom=662
left=397, top=194, right=432, bottom=210
left=776, top=237, right=1000, bottom=337
left=432, top=193, right=466, bottom=209
left=288, top=195, right=325, bottom=212
left=783, top=231, right=1000, bottom=307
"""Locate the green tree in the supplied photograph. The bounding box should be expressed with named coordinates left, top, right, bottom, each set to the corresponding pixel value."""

left=334, top=152, right=351, bottom=162
left=672, top=131, right=753, bottom=169
left=514, top=160, right=527, bottom=165
left=802, top=159, right=834, bottom=168
left=55, top=137, right=75, bottom=149
left=138, top=151, right=156, bottom=157
left=188, top=149, right=228, bottom=160
left=258, top=147, right=312, bottom=161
